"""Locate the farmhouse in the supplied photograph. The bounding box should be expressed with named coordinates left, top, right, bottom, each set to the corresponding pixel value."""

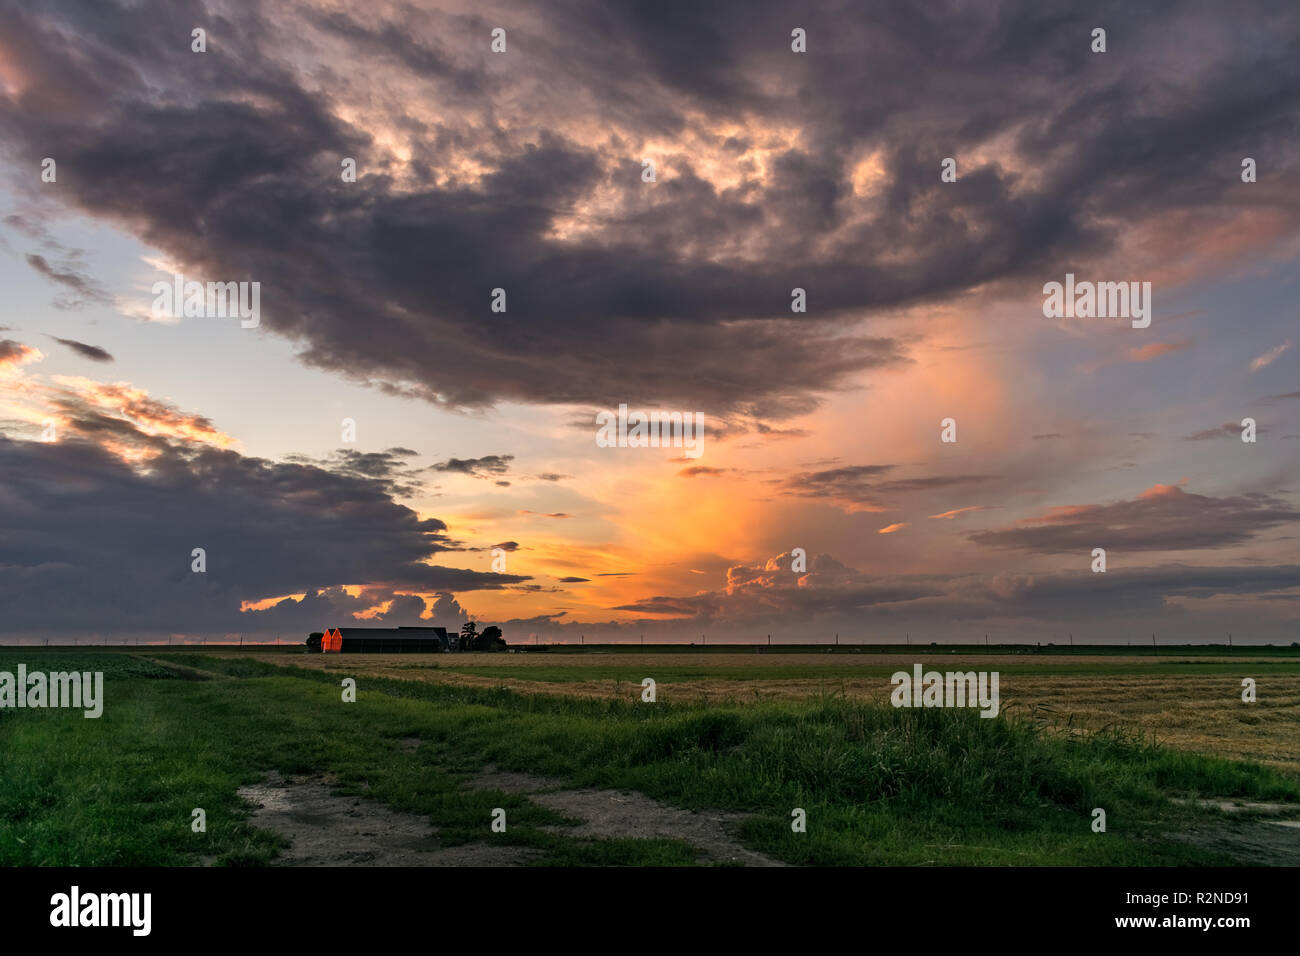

left=315, top=626, right=452, bottom=653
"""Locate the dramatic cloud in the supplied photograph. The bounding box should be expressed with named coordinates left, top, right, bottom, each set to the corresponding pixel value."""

left=969, top=483, right=1300, bottom=554
left=2, top=2, right=1298, bottom=643
left=431, top=454, right=514, bottom=477
left=243, top=587, right=477, bottom=634
left=591, top=550, right=1300, bottom=641
left=776, top=464, right=997, bottom=512
left=46, top=377, right=237, bottom=451
left=0, top=425, right=527, bottom=636
left=287, top=447, right=426, bottom=497
left=3, top=1, right=1297, bottom=416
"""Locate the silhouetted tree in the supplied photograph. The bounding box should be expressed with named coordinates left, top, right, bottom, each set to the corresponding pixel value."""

left=459, top=621, right=478, bottom=651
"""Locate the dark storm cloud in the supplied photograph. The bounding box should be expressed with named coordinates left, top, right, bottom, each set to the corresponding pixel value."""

left=607, top=551, right=1300, bottom=632
left=776, top=463, right=997, bottom=509
left=779, top=464, right=892, bottom=491
left=975, top=565, right=1300, bottom=617
left=0, top=430, right=527, bottom=636
left=236, top=586, right=477, bottom=633
left=431, top=454, right=514, bottom=477
left=614, top=552, right=945, bottom=620
left=4, top=2, right=1297, bottom=414
left=286, top=447, right=426, bottom=497
left=969, top=484, right=1300, bottom=554
left=50, top=336, right=114, bottom=362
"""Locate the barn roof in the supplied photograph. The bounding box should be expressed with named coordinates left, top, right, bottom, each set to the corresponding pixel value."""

left=330, top=626, right=448, bottom=638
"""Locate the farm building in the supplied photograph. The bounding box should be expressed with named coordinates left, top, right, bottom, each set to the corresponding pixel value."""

left=315, top=626, right=451, bottom=653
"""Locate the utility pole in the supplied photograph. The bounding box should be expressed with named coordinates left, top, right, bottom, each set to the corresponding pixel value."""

left=835, top=633, right=838, bottom=646
left=905, top=632, right=910, bottom=647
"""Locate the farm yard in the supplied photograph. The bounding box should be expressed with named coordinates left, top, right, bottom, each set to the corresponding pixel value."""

left=1, top=645, right=1298, bottom=867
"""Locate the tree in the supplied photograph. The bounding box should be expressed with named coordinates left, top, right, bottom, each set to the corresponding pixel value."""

left=459, top=621, right=478, bottom=652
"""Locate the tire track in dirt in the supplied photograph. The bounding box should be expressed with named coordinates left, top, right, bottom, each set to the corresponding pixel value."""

left=237, top=771, right=537, bottom=867
left=471, top=768, right=784, bottom=867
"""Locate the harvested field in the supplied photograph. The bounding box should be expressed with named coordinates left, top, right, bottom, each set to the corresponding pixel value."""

left=229, top=651, right=1300, bottom=774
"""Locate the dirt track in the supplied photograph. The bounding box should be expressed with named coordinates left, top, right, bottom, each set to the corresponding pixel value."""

left=238, top=767, right=781, bottom=867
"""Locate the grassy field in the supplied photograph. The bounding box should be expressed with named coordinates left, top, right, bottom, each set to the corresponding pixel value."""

left=2, top=646, right=1298, bottom=866
left=248, top=648, right=1300, bottom=774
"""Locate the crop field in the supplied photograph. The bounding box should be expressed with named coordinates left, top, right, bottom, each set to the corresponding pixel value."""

left=2, top=646, right=1298, bottom=867
left=240, top=648, right=1300, bottom=774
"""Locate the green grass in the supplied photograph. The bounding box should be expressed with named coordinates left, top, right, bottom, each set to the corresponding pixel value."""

left=1, top=650, right=1297, bottom=866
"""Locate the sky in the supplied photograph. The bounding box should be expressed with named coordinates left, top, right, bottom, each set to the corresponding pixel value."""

left=0, top=0, right=1297, bottom=644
